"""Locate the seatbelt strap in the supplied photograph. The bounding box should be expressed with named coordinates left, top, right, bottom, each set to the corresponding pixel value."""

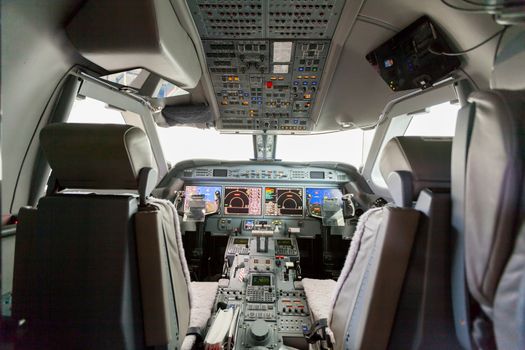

left=450, top=103, right=476, bottom=349
left=472, top=313, right=496, bottom=349
left=186, top=327, right=204, bottom=342
left=302, top=319, right=332, bottom=349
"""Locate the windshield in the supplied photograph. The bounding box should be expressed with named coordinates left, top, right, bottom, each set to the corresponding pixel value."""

left=156, top=126, right=375, bottom=169
left=156, top=126, right=253, bottom=164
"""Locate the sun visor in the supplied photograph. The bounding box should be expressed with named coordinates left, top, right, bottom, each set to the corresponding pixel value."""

left=157, top=104, right=214, bottom=127
left=66, top=0, right=201, bottom=89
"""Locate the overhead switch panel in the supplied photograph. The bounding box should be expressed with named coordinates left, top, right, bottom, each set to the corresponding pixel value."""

left=187, top=0, right=346, bottom=132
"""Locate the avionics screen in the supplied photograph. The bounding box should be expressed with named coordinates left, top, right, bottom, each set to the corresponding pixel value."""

left=306, top=188, right=343, bottom=216
left=276, top=239, right=292, bottom=247
left=233, top=238, right=249, bottom=245
left=223, top=187, right=262, bottom=215
left=252, top=275, right=271, bottom=286
left=184, top=186, right=221, bottom=214
left=264, top=187, right=303, bottom=216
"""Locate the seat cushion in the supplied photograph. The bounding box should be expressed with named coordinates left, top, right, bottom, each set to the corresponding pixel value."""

left=302, top=278, right=337, bottom=321
left=181, top=281, right=219, bottom=350
left=190, top=282, right=219, bottom=326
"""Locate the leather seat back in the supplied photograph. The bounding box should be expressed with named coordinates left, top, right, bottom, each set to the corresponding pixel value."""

left=462, top=30, right=525, bottom=348
left=463, top=90, right=525, bottom=348
left=12, top=123, right=188, bottom=349
left=331, top=136, right=456, bottom=349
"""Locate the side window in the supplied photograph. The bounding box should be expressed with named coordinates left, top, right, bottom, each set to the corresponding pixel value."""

left=403, top=101, right=459, bottom=137
left=371, top=101, right=460, bottom=190
left=67, top=96, right=126, bottom=124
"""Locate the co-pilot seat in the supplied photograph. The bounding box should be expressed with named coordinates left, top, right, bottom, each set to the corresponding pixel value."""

left=11, top=123, right=216, bottom=350
left=302, top=136, right=459, bottom=350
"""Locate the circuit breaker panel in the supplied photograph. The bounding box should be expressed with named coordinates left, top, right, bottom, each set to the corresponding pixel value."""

left=187, top=0, right=346, bottom=132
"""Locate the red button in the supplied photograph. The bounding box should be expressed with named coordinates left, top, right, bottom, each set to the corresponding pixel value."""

left=266, top=81, right=273, bottom=88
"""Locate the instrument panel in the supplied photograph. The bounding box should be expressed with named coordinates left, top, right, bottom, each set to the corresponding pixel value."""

left=184, top=185, right=221, bottom=214
left=167, top=162, right=363, bottom=237
left=264, top=187, right=303, bottom=216
left=183, top=184, right=342, bottom=219
left=305, top=187, right=343, bottom=217
left=223, top=186, right=263, bottom=215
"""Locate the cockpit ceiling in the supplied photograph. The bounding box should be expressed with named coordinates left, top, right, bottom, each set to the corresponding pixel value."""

left=187, top=0, right=346, bottom=133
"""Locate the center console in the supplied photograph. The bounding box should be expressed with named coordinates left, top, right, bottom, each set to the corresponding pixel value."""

left=211, top=234, right=311, bottom=349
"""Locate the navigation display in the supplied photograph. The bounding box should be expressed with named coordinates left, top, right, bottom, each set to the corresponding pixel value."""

left=264, top=187, right=303, bottom=216
left=224, top=187, right=262, bottom=215
left=184, top=186, right=221, bottom=214
left=306, top=188, right=343, bottom=217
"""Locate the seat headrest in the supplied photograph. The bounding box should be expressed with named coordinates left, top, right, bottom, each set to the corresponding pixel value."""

left=380, top=136, right=452, bottom=207
left=491, top=28, right=525, bottom=91
left=40, top=123, right=157, bottom=192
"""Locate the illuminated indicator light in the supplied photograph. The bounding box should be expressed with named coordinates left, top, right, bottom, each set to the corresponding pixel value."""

left=278, top=76, right=284, bottom=80
left=302, top=81, right=308, bottom=85
left=312, top=67, right=318, bottom=71
left=311, top=81, right=318, bottom=85
left=297, top=75, right=303, bottom=79
left=270, top=76, right=277, bottom=80
left=311, top=75, right=317, bottom=79
left=228, top=76, right=233, bottom=81
left=293, top=81, right=299, bottom=85
left=298, top=67, right=304, bottom=71
left=266, top=81, right=273, bottom=88
left=304, top=94, right=311, bottom=99
left=234, top=76, right=239, bottom=81
left=242, top=101, right=249, bottom=105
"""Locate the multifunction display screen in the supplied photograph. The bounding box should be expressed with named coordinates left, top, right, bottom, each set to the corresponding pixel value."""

left=276, top=239, right=292, bottom=246
left=233, top=238, right=249, bottom=245
left=264, top=187, right=303, bottom=216
left=251, top=275, right=271, bottom=286
left=305, top=188, right=343, bottom=217
left=184, top=186, right=221, bottom=214
left=223, top=187, right=262, bottom=216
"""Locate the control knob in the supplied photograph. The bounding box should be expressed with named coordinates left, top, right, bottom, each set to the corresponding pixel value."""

left=250, top=319, right=270, bottom=343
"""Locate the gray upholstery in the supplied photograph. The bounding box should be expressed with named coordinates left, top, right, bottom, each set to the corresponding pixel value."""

left=335, top=207, right=420, bottom=350
left=13, top=196, right=146, bottom=349
left=389, top=189, right=461, bottom=350
left=464, top=91, right=525, bottom=313
left=450, top=103, right=475, bottom=349
left=519, top=272, right=525, bottom=349
left=301, top=135, right=459, bottom=349
left=463, top=90, right=525, bottom=349
left=490, top=28, right=525, bottom=91
left=12, top=123, right=190, bottom=349
left=40, top=123, right=157, bottom=190
left=380, top=136, right=452, bottom=206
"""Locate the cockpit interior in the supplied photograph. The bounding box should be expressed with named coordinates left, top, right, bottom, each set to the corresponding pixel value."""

left=1, top=1, right=525, bottom=349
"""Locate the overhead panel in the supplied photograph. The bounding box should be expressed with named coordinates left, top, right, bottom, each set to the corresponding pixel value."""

left=187, top=0, right=346, bottom=132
